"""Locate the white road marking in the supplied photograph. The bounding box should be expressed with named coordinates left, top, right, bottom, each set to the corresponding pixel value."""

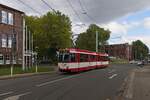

left=3, top=92, right=31, bottom=100
left=36, top=75, right=79, bottom=87
left=109, top=74, right=117, bottom=79
left=0, top=92, right=13, bottom=96
left=108, top=69, right=116, bottom=73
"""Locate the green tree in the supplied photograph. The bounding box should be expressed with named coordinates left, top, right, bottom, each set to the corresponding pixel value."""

left=132, top=40, right=149, bottom=60
left=76, top=24, right=110, bottom=52
left=25, top=11, right=72, bottom=63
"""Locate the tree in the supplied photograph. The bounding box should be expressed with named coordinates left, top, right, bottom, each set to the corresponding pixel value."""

left=25, top=11, right=72, bottom=63
left=132, top=40, right=149, bottom=60
left=75, top=24, right=110, bottom=52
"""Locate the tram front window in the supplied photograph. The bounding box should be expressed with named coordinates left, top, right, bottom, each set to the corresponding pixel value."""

left=58, top=53, right=70, bottom=63
left=63, top=54, right=70, bottom=62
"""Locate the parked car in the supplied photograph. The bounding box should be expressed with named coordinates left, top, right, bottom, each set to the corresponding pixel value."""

left=137, top=60, right=144, bottom=66
left=129, top=60, right=138, bottom=64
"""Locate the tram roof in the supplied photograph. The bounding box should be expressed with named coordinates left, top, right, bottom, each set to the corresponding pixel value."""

left=62, top=48, right=108, bottom=56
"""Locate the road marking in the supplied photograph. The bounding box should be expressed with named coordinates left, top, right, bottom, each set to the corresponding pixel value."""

left=109, top=74, right=117, bottom=79
left=0, top=92, right=13, bottom=96
left=3, top=92, right=31, bottom=100
left=108, top=69, right=116, bottom=73
left=36, top=75, right=79, bottom=87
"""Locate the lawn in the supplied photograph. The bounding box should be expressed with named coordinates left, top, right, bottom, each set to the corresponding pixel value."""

left=110, top=58, right=129, bottom=64
left=0, top=66, right=55, bottom=76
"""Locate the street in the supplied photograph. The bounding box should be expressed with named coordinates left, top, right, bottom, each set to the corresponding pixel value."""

left=0, top=64, right=137, bottom=100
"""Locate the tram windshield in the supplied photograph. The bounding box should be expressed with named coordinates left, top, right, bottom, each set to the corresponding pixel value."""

left=58, top=53, right=76, bottom=63
left=58, top=53, right=70, bottom=63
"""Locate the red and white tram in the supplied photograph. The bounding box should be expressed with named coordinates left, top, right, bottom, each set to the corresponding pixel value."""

left=58, top=48, right=109, bottom=72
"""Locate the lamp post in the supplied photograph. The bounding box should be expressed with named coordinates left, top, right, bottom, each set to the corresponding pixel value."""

left=10, top=34, right=16, bottom=76
left=35, top=46, right=39, bottom=73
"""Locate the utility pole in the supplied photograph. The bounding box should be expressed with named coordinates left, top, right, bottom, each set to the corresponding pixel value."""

left=11, top=34, right=16, bottom=77
left=25, top=25, right=28, bottom=70
left=96, top=30, right=98, bottom=52
left=31, top=32, right=33, bottom=67
left=29, top=30, right=31, bottom=68
left=22, top=16, right=25, bottom=71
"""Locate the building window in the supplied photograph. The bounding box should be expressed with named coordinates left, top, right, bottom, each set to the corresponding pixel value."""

left=2, top=34, right=7, bottom=48
left=7, top=35, right=12, bottom=48
left=1, top=11, right=13, bottom=25
left=1, top=11, right=8, bottom=24
left=12, top=34, right=16, bottom=50
left=5, top=55, right=10, bottom=64
left=5, top=55, right=10, bottom=60
left=8, top=13, right=13, bottom=25
left=0, top=54, right=4, bottom=65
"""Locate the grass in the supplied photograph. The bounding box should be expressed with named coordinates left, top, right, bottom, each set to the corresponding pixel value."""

left=110, top=58, right=129, bottom=64
left=0, top=66, right=55, bottom=76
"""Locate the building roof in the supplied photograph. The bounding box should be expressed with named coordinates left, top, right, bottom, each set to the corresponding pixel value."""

left=0, top=3, right=24, bottom=14
left=105, top=43, right=130, bottom=46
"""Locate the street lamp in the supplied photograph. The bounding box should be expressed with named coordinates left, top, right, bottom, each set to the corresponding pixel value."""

left=10, top=34, right=16, bottom=76
left=35, top=46, right=39, bottom=73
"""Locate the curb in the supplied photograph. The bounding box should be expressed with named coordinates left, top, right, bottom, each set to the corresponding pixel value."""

left=115, top=68, right=137, bottom=100
left=124, top=71, right=135, bottom=100
left=0, top=71, right=56, bottom=80
left=120, top=69, right=138, bottom=100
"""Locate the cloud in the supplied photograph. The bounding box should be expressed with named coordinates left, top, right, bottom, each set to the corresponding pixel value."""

left=143, top=17, right=150, bottom=28
left=101, top=22, right=128, bottom=36
left=108, top=33, right=150, bottom=48
left=126, top=35, right=150, bottom=48
left=1, top=0, right=150, bottom=24
left=101, top=21, right=140, bottom=37
left=1, top=0, right=150, bottom=48
left=72, top=23, right=88, bottom=35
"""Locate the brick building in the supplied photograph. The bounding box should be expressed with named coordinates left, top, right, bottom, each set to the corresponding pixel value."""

left=0, top=4, right=25, bottom=65
left=104, top=43, right=132, bottom=60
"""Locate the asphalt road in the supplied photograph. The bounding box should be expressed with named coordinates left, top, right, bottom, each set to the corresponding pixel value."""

left=0, top=64, right=138, bottom=100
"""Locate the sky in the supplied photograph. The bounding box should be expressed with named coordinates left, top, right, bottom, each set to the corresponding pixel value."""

left=1, top=0, right=150, bottom=48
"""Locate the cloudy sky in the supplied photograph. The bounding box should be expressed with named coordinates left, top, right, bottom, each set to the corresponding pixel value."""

left=1, top=0, right=150, bottom=48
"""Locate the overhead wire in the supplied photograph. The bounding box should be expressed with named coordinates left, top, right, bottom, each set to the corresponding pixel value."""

left=17, top=0, right=42, bottom=15
left=66, top=0, right=82, bottom=22
left=78, top=0, right=96, bottom=23
left=41, top=0, right=57, bottom=13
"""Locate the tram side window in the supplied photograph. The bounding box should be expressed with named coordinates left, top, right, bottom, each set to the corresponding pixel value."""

left=101, top=56, right=109, bottom=61
left=70, top=53, right=76, bottom=62
left=80, top=54, right=88, bottom=62
left=98, top=56, right=101, bottom=61
left=101, top=56, right=104, bottom=61
left=90, top=55, right=96, bottom=61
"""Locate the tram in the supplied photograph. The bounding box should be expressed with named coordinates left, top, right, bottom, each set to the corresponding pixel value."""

left=58, top=48, right=109, bottom=72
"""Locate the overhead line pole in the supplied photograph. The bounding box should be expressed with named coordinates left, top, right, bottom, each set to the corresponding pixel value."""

left=78, top=0, right=100, bottom=53
left=96, top=30, right=98, bottom=52
left=25, top=26, right=28, bottom=70
left=22, top=16, right=25, bottom=71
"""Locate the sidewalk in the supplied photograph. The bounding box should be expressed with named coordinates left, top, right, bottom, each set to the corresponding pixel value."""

left=122, top=65, right=150, bottom=100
